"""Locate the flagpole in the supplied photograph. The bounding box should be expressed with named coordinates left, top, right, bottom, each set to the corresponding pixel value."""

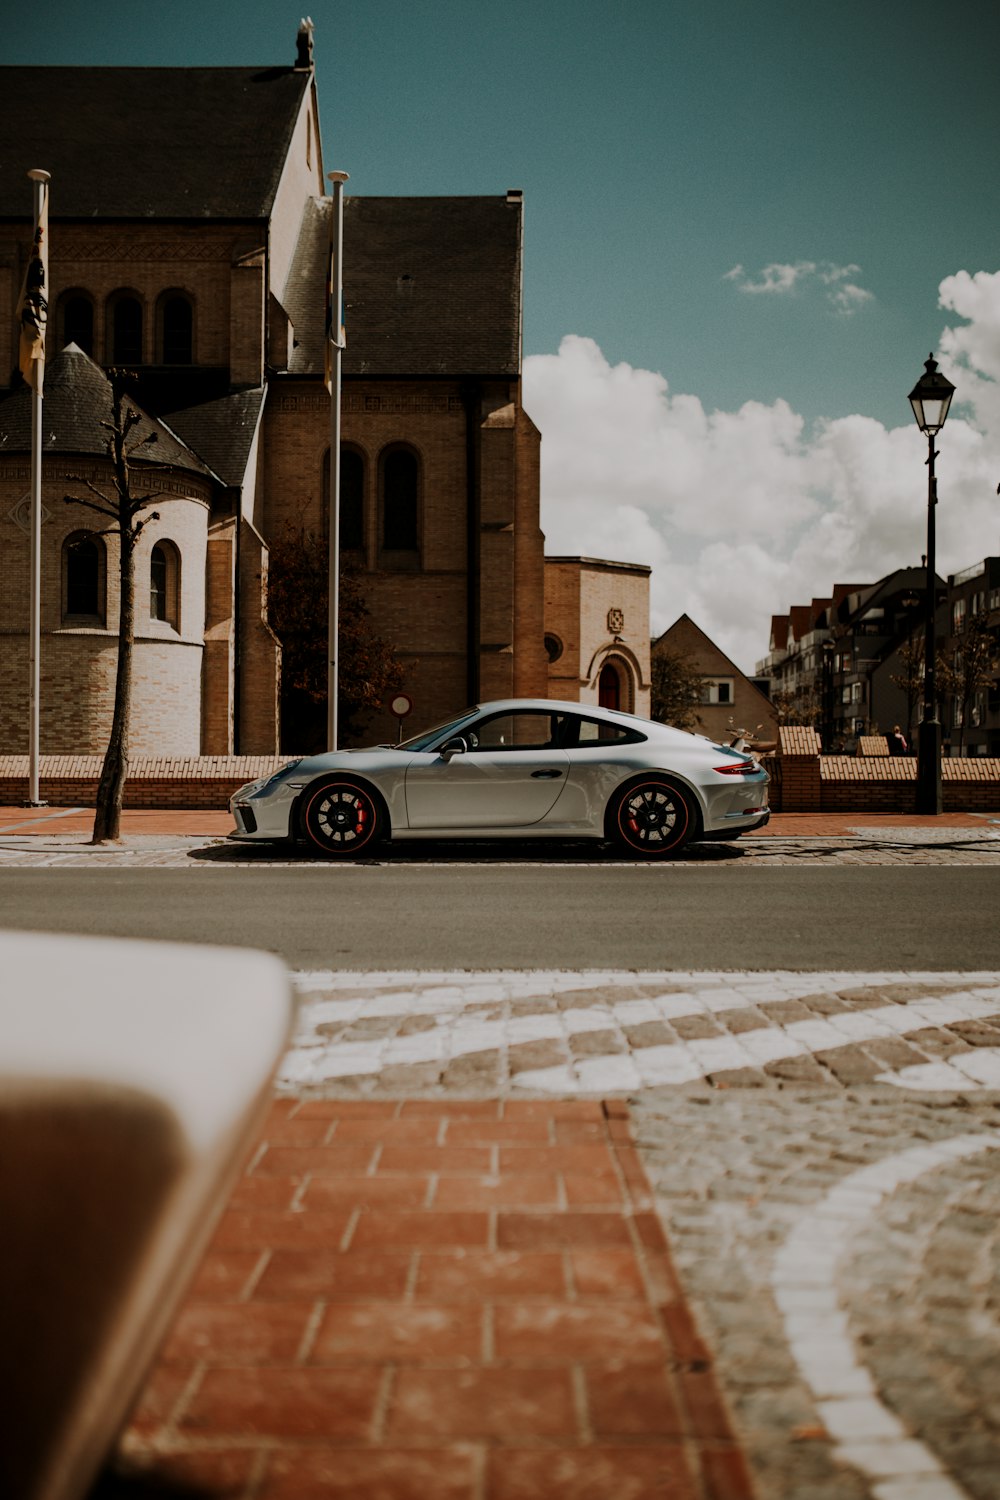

left=327, top=169, right=348, bottom=752
left=26, top=169, right=50, bottom=807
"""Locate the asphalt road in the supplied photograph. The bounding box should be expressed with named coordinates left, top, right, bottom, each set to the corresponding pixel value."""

left=2, top=864, right=998, bottom=971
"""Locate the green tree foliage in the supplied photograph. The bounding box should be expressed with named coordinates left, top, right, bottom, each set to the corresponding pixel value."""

left=650, top=648, right=703, bottom=730
left=267, top=524, right=404, bottom=750
left=940, top=611, right=1000, bottom=753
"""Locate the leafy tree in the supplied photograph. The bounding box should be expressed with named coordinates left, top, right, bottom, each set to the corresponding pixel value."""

left=266, top=524, right=405, bottom=750
left=889, top=637, right=925, bottom=746
left=768, top=686, right=821, bottom=728
left=650, top=648, right=703, bottom=730
left=63, top=375, right=168, bottom=843
left=943, top=611, right=1000, bottom=754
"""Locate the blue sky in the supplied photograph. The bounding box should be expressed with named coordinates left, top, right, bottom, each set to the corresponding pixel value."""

left=7, top=1, right=999, bottom=666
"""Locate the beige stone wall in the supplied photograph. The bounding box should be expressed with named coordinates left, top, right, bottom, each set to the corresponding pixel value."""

left=0, top=223, right=257, bottom=372
left=238, top=518, right=281, bottom=753
left=545, top=559, right=651, bottom=715
left=270, top=84, right=326, bottom=299
left=0, top=455, right=210, bottom=755
left=261, top=378, right=546, bottom=743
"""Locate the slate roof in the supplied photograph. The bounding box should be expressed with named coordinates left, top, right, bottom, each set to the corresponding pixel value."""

left=284, top=195, right=523, bottom=378
left=164, top=389, right=266, bottom=488
left=0, top=345, right=215, bottom=478
left=0, top=68, right=309, bottom=220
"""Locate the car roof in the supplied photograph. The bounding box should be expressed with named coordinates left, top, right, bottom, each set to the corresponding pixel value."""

left=473, top=698, right=659, bottom=728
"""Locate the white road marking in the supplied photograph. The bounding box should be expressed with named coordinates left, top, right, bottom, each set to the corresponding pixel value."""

left=773, top=1132, right=1000, bottom=1499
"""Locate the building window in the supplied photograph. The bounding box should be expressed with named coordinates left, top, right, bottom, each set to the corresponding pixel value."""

left=59, top=291, right=94, bottom=356
left=62, top=532, right=104, bottom=623
left=380, top=446, right=419, bottom=556
left=108, top=292, right=143, bottom=365
left=149, top=540, right=180, bottom=628
left=544, top=633, right=564, bottom=664
left=952, top=598, right=966, bottom=635
left=322, top=447, right=365, bottom=552
left=158, top=292, right=194, bottom=364
left=340, top=448, right=364, bottom=550
left=700, top=677, right=733, bottom=705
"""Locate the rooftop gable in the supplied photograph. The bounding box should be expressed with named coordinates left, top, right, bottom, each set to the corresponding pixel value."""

left=284, top=194, right=524, bottom=379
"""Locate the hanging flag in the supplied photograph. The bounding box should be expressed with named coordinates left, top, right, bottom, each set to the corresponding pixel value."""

left=18, top=181, right=49, bottom=393
left=324, top=195, right=346, bottom=394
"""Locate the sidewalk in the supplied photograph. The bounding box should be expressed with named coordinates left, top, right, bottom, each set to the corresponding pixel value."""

left=111, top=1097, right=751, bottom=1500
left=1, top=806, right=996, bottom=841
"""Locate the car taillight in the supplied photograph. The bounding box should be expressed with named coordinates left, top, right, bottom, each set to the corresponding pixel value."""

left=713, top=761, right=758, bottom=776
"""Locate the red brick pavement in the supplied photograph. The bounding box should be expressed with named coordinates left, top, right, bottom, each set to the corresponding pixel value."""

left=116, top=1099, right=754, bottom=1500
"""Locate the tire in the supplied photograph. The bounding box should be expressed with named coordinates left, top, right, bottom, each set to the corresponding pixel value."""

left=301, top=777, right=386, bottom=857
left=609, top=777, right=698, bottom=858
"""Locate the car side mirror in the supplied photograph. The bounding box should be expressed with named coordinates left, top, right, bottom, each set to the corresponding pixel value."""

left=440, top=737, right=467, bottom=761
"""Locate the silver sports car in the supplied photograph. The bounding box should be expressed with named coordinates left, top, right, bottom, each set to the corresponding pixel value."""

left=230, top=699, right=769, bottom=858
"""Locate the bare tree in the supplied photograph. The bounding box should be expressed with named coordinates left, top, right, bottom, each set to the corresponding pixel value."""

left=63, top=376, right=168, bottom=842
left=889, top=637, right=924, bottom=747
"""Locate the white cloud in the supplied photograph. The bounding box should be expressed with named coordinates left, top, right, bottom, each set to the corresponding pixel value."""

left=725, top=259, right=874, bottom=315
left=524, top=273, right=1000, bottom=674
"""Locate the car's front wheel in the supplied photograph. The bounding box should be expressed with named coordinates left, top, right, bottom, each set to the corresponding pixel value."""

left=301, top=778, right=386, bottom=857
left=608, top=777, right=698, bottom=858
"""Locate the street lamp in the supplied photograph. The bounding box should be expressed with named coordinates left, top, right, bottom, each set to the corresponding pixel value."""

left=907, top=353, right=955, bottom=814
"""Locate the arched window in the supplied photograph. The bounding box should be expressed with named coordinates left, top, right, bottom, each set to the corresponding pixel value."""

left=59, top=291, right=94, bottom=356
left=107, top=292, right=143, bottom=365
left=149, top=540, right=180, bottom=628
left=158, top=292, right=194, bottom=364
left=323, top=446, right=365, bottom=553
left=62, top=532, right=104, bottom=623
left=380, top=446, right=419, bottom=556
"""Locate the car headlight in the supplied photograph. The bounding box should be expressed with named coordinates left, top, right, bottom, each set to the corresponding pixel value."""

left=256, top=759, right=303, bottom=794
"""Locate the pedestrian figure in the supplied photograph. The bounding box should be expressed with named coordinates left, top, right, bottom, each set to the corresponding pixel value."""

left=887, top=725, right=907, bottom=755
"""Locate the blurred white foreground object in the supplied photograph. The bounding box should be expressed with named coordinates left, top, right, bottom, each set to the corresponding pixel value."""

left=0, top=930, right=293, bottom=1500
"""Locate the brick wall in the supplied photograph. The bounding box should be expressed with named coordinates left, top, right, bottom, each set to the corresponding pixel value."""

left=0, top=756, right=287, bottom=809
left=768, top=727, right=1000, bottom=812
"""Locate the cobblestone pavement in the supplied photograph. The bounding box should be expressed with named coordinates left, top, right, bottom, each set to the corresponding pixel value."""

left=273, top=969, right=1000, bottom=1500
left=0, top=828, right=999, bottom=866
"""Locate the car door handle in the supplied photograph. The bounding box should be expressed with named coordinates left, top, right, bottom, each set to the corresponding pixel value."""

left=531, top=769, right=563, bottom=779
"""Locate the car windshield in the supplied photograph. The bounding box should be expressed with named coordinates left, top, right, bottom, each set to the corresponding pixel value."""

left=397, top=708, right=482, bottom=752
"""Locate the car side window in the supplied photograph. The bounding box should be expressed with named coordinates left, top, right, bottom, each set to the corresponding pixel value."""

left=471, top=712, right=560, bottom=751
left=574, top=717, right=645, bottom=745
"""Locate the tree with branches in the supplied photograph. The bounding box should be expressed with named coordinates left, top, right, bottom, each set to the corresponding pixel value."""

left=63, top=375, right=169, bottom=843
left=650, top=648, right=703, bottom=730
left=943, top=612, right=1000, bottom=754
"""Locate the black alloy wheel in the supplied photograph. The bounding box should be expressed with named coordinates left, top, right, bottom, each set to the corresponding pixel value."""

left=301, top=778, right=385, bottom=857
left=610, top=778, right=696, bottom=857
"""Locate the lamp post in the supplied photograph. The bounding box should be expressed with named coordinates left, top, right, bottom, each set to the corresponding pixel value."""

left=907, top=354, right=955, bottom=814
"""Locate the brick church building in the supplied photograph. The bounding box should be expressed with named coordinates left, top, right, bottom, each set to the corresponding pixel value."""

left=0, top=25, right=648, bottom=757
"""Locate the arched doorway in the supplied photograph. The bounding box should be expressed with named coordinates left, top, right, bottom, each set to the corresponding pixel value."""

left=598, top=663, right=620, bottom=711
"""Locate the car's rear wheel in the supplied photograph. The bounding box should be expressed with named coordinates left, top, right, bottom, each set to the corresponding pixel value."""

left=301, top=778, right=385, bottom=857
left=609, top=777, right=698, bottom=858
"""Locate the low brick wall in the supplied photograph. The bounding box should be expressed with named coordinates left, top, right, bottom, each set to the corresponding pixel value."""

left=768, top=747, right=1000, bottom=813
left=0, top=756, right=288, bottom=809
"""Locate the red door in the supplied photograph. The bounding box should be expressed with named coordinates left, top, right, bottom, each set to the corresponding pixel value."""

left=598, top=664, right=620, bottom=711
